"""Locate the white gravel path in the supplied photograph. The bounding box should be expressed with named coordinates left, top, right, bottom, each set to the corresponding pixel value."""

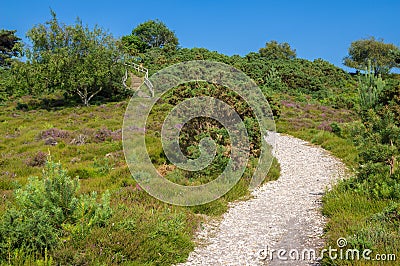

left=178, top=132, right=347, bottom=266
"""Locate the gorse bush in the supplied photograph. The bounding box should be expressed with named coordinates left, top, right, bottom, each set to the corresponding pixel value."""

left=146, top=81, right=264, bottom=186
left=0, top=157, right=112, bottom=260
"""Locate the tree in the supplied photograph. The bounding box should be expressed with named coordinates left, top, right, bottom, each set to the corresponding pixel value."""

left=0, top=29, right=21, bottom=67
left=120, top=34, right=147, bottom=55
left=259, top=40, right=296, bottom=60
left=122, top=19, right=178, bottom=54
left=25, top=11, right=124, bottom=106
left=344, top=37, right=400, bottom=75
left=358, top=60, right=385, bottom=111
left=391, top=49, right=400, bottom=64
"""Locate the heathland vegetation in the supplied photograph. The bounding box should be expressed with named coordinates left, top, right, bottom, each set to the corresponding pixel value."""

left=0, top=12, right=399, bottom=265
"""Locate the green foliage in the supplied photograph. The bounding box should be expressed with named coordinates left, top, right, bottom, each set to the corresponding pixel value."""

left=262, top=66, right=287, bottom=92
left=0, top=68, right=12, bottom=103
left=141, top=47, right=234, bottom=74
left=22, top=11, right=125, bottom=106
left=136, top=45, right=355, bottom=108
left=258, top=40, right=296, bottom=60
left=355, top=109, right=399, bottom=174
left=391, top=49, right=400, bottom=64
left=0, top=29, right=22, bottom=67
left=0, top=157, right=112, bottom=260
left=238, top=57, right=356, bottom=107
left=123, top=19, right=179, bottom=55
left=379, top=78, right=400, bottom=120
left=354, top=67, right=399, bottom=179
left=64, top=190, right=112, bottom=239
left=0, top=58, right=40, bottom=104
left=120, top=34, right=147, bottom=55
left=146, top=81, right=263, bottom=186
left=344, top=37, right=400, bottom=75
left=93, top=156, right=115, bottom=175
left=358, top=61, right=385, bottom=111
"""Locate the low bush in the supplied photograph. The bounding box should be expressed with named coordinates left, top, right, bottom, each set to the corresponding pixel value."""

left=0, top=157, right=112, bottom=261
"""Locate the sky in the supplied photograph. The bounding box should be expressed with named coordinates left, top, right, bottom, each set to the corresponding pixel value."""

left=1, top=0, right=400, bottom=71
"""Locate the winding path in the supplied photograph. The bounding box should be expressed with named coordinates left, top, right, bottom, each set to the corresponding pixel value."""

left=178, top=133, right=347, bottom=265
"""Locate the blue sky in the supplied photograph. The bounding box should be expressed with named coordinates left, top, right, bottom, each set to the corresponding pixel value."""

left=1, top=0, right=399, bottom=71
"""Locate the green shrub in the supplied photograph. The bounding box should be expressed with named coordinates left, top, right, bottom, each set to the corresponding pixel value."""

left=93, top=157, right=115, bottom=175
left=0, top=157, right=112, bottom=260
left=330, top=122, right=341, bottom=137
left=63, top=191, right=112, bottom=240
